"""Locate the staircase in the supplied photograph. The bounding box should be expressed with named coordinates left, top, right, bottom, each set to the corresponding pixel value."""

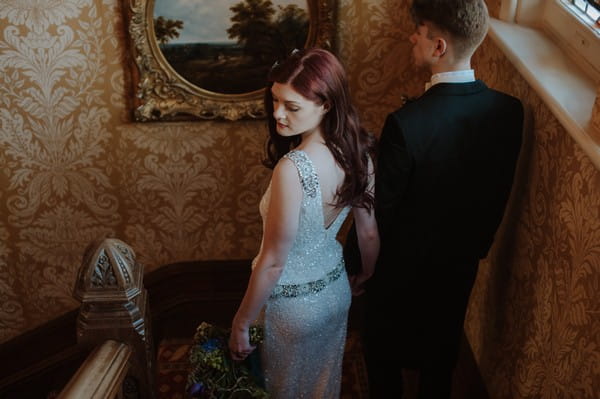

left=0, top=237, right=486, bottom=399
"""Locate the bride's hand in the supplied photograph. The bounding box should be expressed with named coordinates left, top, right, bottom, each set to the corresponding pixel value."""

left=349, top=271, right=372, bottom=296
left=228, top=326, right=256, bottom=361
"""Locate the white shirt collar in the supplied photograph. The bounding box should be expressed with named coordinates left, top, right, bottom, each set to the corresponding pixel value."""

left=425, top=69, right=475, bottom=91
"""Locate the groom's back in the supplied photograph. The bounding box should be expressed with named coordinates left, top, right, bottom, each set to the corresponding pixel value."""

left=391, top=81, right=523, bottom=260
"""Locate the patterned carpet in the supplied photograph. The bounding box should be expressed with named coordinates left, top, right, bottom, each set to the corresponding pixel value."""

left=156, top=330, right=369, bottom=398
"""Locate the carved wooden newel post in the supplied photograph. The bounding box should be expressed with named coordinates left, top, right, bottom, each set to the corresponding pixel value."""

left=73, top=237, right=156, bottom=399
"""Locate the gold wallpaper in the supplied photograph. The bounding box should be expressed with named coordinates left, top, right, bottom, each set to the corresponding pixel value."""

left=114, top=121, right=269, bottom=269
left=336, top=0, right=428, bottom=133
left=0, top=1, right=598, bottom=397
left=0, top=0, right=125, bottom=340
left=466, top=38, right=600, bottom=398
left=0, top=0, right=270, bottom=342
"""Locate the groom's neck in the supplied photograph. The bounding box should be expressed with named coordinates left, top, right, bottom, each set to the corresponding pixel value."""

left=430, top=57, right=472, bottom=75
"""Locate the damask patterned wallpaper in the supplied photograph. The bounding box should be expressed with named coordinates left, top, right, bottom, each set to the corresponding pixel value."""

left=0, top=0, right=270, bottom=342
left=0, top=1, right=598, bottom=397
left=466, top=39, right=600, bottom=398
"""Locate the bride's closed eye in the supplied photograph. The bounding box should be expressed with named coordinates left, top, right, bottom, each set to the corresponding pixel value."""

left=273, top=97, right=300, bottom=112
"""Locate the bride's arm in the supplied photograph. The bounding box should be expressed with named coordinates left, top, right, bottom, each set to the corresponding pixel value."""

left=350, top=158, right=379, bottom=296
left=229, top=158, right=302, bottom=359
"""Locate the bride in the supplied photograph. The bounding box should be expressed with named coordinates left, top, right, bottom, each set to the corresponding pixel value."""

left=228, top=47, right=379, bottom=398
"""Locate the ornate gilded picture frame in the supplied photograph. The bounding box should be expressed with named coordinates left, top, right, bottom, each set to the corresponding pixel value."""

left=127, top=0, right=336, bottom=121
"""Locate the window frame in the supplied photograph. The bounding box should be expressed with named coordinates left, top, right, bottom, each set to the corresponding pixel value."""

left=567, top=0, right=600, bottom=25
left=499, top=0, right=600, bottom=83
left=491, top=0, right=600, bottom=169
left=542, top=0, right=600, bottom=82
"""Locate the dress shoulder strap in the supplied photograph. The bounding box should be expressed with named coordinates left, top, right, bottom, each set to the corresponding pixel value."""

left=283, top=150, right=319, bottom=199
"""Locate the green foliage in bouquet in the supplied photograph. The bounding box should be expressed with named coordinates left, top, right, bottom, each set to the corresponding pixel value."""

left=186, top=322, right=268, bottom=398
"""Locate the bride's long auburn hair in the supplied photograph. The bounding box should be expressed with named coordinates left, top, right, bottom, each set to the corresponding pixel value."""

left=263, top=48, right=377, bottom=210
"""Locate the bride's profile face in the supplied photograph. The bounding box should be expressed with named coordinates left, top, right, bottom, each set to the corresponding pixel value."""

left=271, top=82, right=328, bottom=138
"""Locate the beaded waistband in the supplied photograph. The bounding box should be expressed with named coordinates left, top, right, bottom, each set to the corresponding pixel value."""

left=269, top=260, right=345, bottom=299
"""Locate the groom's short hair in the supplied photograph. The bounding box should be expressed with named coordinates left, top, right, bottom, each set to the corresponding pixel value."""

left=410, top=0, right=489, bottom=59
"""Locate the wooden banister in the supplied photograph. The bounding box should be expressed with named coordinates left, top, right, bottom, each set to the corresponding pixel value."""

left=58, top=340, right=132, bottom=399
left=71, top=237, right=156, bottom=398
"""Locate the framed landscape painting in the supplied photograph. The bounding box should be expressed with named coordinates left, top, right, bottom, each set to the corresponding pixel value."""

left=127, top=0, right=336, bottom=121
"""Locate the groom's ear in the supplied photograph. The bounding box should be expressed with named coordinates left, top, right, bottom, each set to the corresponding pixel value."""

left=433, top=37, right=447, bottom=58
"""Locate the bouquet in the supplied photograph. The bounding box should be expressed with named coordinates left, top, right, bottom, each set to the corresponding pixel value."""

left=186, top=322, right=268, bottom=398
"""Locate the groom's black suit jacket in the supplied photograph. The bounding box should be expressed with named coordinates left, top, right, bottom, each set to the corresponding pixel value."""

left=356, top=80, right=523, bottom=367
left=375, top=80, right=523, bottom=268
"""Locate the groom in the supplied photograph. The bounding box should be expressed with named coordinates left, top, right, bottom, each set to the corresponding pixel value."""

left=361, top=0, right=524, bottom=398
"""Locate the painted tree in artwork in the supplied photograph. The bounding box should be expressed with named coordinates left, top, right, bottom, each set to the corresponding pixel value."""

left=227, top=0, right=277, bottom=63
left=274, top=4, right=309, bottom=52
left=154, top=16, right=184, bottom=45
left=227, top=0, right=309, bottom=63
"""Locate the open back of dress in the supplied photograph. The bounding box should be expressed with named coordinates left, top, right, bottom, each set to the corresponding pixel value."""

left=256, top=150, right=351, bottom=398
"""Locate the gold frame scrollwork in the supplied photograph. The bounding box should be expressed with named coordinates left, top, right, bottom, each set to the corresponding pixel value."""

left=127, top=0, right=336, bottom=121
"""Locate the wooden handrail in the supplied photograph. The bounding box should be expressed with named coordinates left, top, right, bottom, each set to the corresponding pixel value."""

left=57, top=340, right=132, bottom=399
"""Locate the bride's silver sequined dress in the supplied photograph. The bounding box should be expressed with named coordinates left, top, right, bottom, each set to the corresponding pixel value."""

left=255, top=150, right=351, bottom=398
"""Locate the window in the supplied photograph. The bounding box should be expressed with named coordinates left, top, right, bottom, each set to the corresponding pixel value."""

left=568, top=0, right=600, bottom=26
left=492, top=0, right=600, bottom=169
left=543, top=0, right=600, bottom=82
left=499, top=0, right=600, bottom=82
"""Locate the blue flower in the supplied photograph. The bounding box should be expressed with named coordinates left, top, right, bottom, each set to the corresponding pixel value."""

left=188, top=382, right=205, bottom=397
left=201, top=338, right=220, bottom=352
